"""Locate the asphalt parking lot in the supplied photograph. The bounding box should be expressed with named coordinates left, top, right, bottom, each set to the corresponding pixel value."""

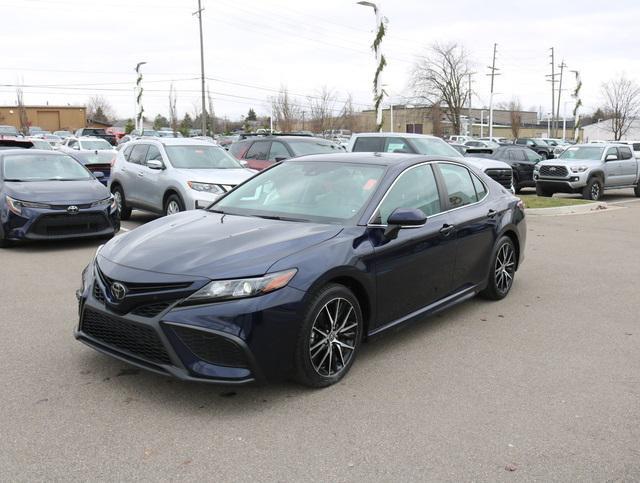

left=1, top=192, right=639, bottom=481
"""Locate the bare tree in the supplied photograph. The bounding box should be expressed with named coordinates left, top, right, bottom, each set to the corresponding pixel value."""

left=339, top=93, right=356, bottom=131
left=270, top=85, right=300, bottom=132
left=87, top=95, right=115, bottom=122
left=506, top=97, right=522, bottom=138
left=601, top=75, right=640, bottom=140
left=410, top=42, right=472, bottom=135
left=16, top=87, right=29, bottom=135
left=307, top=86, right=338, bottom=134
left=168, top=84, right=178, bottom=135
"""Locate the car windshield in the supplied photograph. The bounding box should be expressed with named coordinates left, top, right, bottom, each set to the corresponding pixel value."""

left=288, top=140, right=343, bottom=156
left=559, top=146, right=604, bottom=160
left=411, top=138, right=463, bottom=158
left=81, top=140, right=112, bottom=150
left=2, top=153, right=92, bottom=181
left=165, top=145, right=242, bottom=169
left=212, top=160, right=386, bottom=223
left=0, top=126, right=19, bottom=135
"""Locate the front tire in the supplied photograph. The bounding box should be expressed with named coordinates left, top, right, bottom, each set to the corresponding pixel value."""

left=535, top=184, right=553, bottom=197
left=582, top=177, right=603, bottom=201
left=164, top=194, right=185, bottom=216
left=293, top=284, right=363, bottom=388
left=111, top=185, right=132, bottom=220
left=480, top=236, right=517, bottom=300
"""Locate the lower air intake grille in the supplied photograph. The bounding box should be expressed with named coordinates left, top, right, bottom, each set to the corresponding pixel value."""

left=81, top=308, right=171, bottom=365
left=172, top=326, right=249, bottom=368
left=131, top=301, right=174, bottom=318
left=485, top=168, right=513, bottom=189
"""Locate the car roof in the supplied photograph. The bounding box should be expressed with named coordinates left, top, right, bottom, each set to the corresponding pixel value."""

left=0, top=148, right=66, bottom=157
left=130, top=137, right=223, bottom=147
left=283, top=151, right=461, bottom=167
left=352, top=132, right=440, bottom=139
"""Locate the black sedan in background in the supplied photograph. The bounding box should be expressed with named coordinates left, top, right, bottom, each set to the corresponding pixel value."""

left=0, top=150, right=119, bottom=247
left=76, top=153, right=526, bottom=387
left=468, top=145, right=542, bottom=193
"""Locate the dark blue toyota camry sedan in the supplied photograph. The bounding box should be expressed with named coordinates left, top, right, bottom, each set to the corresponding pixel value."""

left=75, top=153, right=526, bottom=387
left=0, top=150, right=120, bottom=247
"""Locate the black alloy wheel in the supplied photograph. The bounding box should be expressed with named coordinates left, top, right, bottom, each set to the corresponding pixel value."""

left=480, top=236, right=516, bottom=300
left=582, top=177, right=603, bottom=201
left=294, top=284, right=363, bottom=387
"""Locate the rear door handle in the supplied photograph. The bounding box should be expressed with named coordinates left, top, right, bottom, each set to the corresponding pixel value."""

left=487, top=209, right=497, bottom=219
left=440, top=224, right=455, bottom=237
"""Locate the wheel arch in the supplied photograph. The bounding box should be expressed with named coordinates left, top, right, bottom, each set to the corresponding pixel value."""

left=163, top=188, right=184, bottom=207
left=500, top=228, right=521, bottom=270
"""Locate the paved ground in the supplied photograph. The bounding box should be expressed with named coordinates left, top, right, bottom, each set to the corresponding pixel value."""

left=1, top=199, right=639, bottom=481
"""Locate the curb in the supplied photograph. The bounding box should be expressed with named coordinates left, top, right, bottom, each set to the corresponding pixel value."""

left=526, top=201, right=612, bottom=216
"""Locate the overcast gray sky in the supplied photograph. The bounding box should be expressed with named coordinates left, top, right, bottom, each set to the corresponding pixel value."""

left=1, top=0, right=639, bottom=121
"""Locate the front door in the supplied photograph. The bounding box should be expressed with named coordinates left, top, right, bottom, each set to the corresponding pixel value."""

left=124, top=144, right=149, bottom=204
left=137, top=144, right=165, bottom=210
left=371, top=163, right=457, bottom=329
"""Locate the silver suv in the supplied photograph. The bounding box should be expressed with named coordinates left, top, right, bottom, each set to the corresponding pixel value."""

left=109, top=138, right=254, bottom=219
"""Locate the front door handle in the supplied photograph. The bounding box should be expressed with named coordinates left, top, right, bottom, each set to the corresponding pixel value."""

left=487, top=209, right=497, bottom=219
left=440, top=224, right=455, bottom=237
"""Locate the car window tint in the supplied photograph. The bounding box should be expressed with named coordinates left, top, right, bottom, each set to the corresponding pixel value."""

left=619, top=147, right=633, bottom=160
left=438, top=163, right=478, bottom=208
left=269, top=141, right=290, bottom=161
left=229, top=141, right=249, bottom=158
left=352, top=137, right=384, bottom=152
left=129, top=144, right=149, bottom=164
left=524, top=150, right=540, bottom=162
left=68, top=139, right=77, bottom=148
left=123, top=145, right=134, bottom=161
left=146, top=145, right=162, bottom=162
left=471, top=172, right=487, bottom=200
left=384, top=138, right=411, bottom=153
left=373, top=164, right=440, bottom=224
left=605, top=147, right=618, bottom=160
left=245, top=141, right=270, bottom=160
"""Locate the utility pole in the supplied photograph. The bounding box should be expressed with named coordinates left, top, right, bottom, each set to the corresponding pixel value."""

left=556, top=59, right=567, bottom=139
left=193, top=0, right=207, bottom=137
left=487, top=43, right=500, bottom=138
left=467, top=73, right=473, bottom=137
left=546, top=47, right=557, bottom=137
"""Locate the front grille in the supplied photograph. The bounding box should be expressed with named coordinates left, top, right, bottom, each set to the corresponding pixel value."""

left=539, top=165, right=568, bottom=177
left=131, top=301, right=174, bottom=318
left=93, top=283, right=106, bottom=304
left=172, top=325, right=249, bottom=368
left=30, top=213, right=109, bottom=237
left=96, top=265, right=191, bottom=295
left=81, top=308, right=171, bottom=365
left=485, top=168, right=513, bottom=189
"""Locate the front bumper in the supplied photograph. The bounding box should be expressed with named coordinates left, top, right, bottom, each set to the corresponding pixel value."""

left=75, top=261, right=306, bottom=384
left=2, top=204, right=119, bottom=241
left=184, top=190, right=224, bottom=210
left=534, top=170, right=589, bottom=192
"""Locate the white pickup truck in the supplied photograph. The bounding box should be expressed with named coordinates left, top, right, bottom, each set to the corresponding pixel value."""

left=534, top=143, right=640, bottom=200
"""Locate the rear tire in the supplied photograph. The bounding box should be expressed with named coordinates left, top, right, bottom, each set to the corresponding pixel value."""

left=582, top=177, right=603, bottom=201
left=513, top=174, right=522, bottom=194
left=293, top=284, right=363, bottom=388
left=539, top=152, right=548, bottom=160
left=535, top=184, right=553, bottom=197
left=111, top=185, right=132, bottom=220
left=164, top=194, right=184, bottom=216
left=480, top=236, right=517, bottom=301
left=634, top=184, right=640, bottom=197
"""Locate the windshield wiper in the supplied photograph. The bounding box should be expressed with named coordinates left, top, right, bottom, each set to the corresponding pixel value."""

left=251, top=214, right=309, bottom=222
left=4, top=178, right=25, bottom=182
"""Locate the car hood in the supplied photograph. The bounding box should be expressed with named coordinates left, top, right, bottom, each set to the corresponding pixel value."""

left=4, top=179, right=109, bottom=203
left=74, top=151, right=117, bottom=164
left=173, top=168, right=254, bottom=186
left=464, top=156, right=511, bottom=171
left=99, top=210, right=343, bottom=279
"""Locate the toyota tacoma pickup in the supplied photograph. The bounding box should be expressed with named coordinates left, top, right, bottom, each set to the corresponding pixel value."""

left=534, top=143, right=640, bottom=200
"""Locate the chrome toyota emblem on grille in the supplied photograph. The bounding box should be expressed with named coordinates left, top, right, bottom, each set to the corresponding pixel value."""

left=110, top=282, right=127, bottom=301
left=67, top=205, right=79, bottom=214
left=550, top=167, right=556, bottom=171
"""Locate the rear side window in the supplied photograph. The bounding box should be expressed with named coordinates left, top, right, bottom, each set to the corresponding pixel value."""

left=128, top=144, right=149, bottom=164
left=438, top=163, right=479, bottom=209
left=372, top=164, right=441, bottom=224
left=245, top=141, right=270, bottom=160
left=384, top=138, right=411, bottom=153
left=229, top=141, right=249, bottom=159
left=632, top=143, right=640, bottom=151
left=352, top=137, right=384, bottom=152
left=508, top=149, right=526, bottom=161
left=269, top=141, right=290, bottom=161
left=122, top=144, right=134, bottom=161
left=471, top=172, right=488, bottom=200
left=619, top=147, right=633, bottom=160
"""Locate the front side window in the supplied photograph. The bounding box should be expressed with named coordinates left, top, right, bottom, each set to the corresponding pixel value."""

left=268, top=141, right=290, bottom=161
left=128, top=144, right=149, bottom=164
left=245, top=141, right=270, bottom=160
left=372, top=164, right=441, bottom=224
left=146, top=145, right=162, bottom=162
left=438, top=163, right=479, bottom=209
left=385, top=138, right=411, bottom=153
left=524, top=150, right=541, bottom=162
left=164, top=145, right=241, bottom=169
left=605, top=147, right=618, bottom=160
left=213, top=161, right=385, bottom=223
left=3, top=153, right=92, bottom=181
left=352, top=137, right=384, bottom=152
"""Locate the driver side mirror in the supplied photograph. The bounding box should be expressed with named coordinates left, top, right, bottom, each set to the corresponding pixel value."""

left=71, top=144, right=79, bottom=150
left=147, top=159, right=165, bottom=170
left=383, top=207, right=427, bottom=240
left=605, top=154, right=618, bottom=161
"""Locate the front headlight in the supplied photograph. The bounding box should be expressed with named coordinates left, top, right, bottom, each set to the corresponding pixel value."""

left=183, top=269, right=297, bottom=305
left=570, top=166, right=588, bottom=173
left=91, top=195, right=115, bottom=208
left=187, top=181, right=225, bottom=194
left=6, top=196, right=51, bottom=215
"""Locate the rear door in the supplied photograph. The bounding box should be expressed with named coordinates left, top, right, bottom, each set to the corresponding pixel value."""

left=371, top=163, right=457, bottom=330
left=603, top=147, right=624, bottom=187
left=435, top=162, right=497, bottom=291
left=243, top=140, right=271, bottom=170
left=617, top=146, right=637, bottom=185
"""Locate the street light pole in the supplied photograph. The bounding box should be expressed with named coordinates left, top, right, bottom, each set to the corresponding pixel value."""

left=194, top=0, right=207, bottom=137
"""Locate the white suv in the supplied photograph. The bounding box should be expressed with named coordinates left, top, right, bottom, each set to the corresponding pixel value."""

left=109, top=138, right=254, bottom=219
